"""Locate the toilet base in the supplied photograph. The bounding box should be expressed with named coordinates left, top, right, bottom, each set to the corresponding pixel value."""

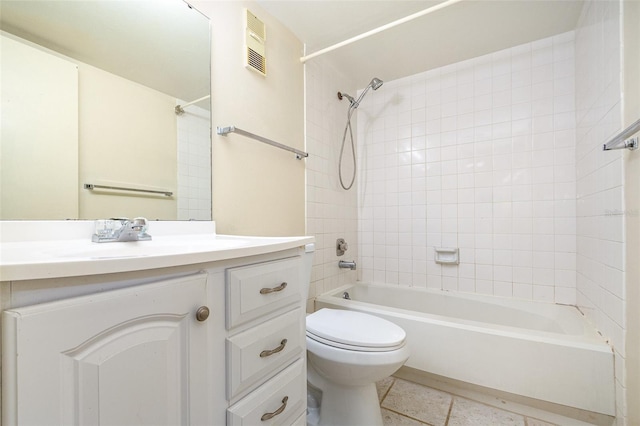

left=318, top=382, right=382, bottom=426
left=308, top=362, right=383, bottom=426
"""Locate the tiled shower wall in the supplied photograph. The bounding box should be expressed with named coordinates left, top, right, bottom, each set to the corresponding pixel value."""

left=574, top=0, right=626, bottom=420
left=356, top=32, right=577, bottom=304
left=305, top=57, right=359, bottom=311
left=176, top=102, right=212, bottom=220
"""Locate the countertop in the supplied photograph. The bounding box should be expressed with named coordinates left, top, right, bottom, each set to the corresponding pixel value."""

left=0, top=221, right=314, bottom=281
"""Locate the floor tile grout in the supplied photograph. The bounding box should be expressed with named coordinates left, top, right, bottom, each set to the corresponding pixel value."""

left=383, top=406, right=435, bottom=426
left=379, top=377, right=396, bottom=403
left=378, top=377, right=563, bottom=426
left=443, top=396, right=454, bottom=426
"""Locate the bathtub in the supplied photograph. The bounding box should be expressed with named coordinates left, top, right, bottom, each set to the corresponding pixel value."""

left=314, top=283, right=615, bottom=415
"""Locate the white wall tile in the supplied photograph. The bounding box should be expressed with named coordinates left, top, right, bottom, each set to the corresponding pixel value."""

left=305, top=57, right=359, bottom=304
left=574, top=0, right=625, bottom=420
left=356, top=32, right=577, bottom=306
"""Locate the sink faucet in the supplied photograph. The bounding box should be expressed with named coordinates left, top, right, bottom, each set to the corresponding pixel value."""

left=92, top=217, right=152, bottom=243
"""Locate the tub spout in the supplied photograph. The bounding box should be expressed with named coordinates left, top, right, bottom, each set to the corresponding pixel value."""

left=338, top=260, right=357, bottom=270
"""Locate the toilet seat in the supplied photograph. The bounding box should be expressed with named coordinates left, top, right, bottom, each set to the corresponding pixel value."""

left=306, top=309, right=406, bottom=352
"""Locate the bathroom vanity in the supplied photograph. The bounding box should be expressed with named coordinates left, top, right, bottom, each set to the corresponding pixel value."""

left=0, top=221, right=313, bottom=425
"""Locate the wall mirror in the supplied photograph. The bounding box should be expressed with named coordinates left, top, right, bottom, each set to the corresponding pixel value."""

left=0, top=0, right=211, bottom=221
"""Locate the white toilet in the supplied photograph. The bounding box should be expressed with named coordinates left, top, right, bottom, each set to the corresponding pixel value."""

left=300, top=244, right=409, bottom=425
left=305, top=308, right=410, bottom=426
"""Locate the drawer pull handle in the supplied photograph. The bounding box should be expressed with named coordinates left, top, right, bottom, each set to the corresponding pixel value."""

left=260, top=396, right=288, bottom=421
left=259, top=282, right=287, bottom=295
left=260, top=339, right=288, bottom=358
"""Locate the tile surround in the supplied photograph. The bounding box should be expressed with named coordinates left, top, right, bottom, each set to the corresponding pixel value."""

left=305, top=57, right=359, bottom=309
left=574, top=0, right=626, bottom=422
left=356, top=32, right=577, bottom=304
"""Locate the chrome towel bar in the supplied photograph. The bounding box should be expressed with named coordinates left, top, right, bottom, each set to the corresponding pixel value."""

left=216, top=125, right=308, bottom=160
left=84, top=184, right=173, bottom=197
left=603, top=118, right=640, bottom=151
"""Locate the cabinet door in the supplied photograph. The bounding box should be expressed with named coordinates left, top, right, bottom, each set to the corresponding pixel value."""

left=2, top=273, right=210, bottom=425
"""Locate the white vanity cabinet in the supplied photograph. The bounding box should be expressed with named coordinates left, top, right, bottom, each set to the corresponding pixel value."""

left=0, top=233, right=312, bottom=426
left=225, top=257, right=307, bottom=425
left=2, top=273, right=211, bottom=425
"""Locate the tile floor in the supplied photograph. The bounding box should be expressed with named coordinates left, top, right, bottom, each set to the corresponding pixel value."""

left=376, top=377, right=557, bottom=426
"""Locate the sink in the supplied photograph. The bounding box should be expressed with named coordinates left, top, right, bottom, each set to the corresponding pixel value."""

left=0, top=221, right=315, bottom=282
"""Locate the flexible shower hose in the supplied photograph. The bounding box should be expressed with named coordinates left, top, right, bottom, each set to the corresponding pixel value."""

left=339, top=106, right=357, bottom=190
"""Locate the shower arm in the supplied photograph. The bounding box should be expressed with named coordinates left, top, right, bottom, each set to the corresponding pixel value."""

left=352, top=85, right=373, bottom=109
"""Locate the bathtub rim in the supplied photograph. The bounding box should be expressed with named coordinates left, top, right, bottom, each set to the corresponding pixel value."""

left=316, top=283, right=611, bottom=352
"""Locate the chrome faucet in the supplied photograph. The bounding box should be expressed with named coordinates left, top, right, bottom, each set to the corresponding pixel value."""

left=92, top=217, right=152, bottom=243
left=338, top=260, right=357, bottom=270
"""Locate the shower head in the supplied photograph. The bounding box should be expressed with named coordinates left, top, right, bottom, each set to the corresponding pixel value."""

left=370, top=77, right=383, bottom=90
left=352, top=77, right=384, bottom=109
left=339, top=77, right=384, bottom=109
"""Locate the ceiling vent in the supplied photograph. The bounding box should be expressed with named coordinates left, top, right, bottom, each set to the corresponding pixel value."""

left=244, top=9, right=266, bottom=76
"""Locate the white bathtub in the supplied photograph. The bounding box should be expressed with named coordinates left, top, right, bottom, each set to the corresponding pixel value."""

left=314, top=283, right=615, bottom=415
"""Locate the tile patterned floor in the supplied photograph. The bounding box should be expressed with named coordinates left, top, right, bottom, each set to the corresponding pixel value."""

left=376, top=377, right=557, bottom=426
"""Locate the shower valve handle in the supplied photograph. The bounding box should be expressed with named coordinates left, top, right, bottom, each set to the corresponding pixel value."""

left=336, top=238, right=348, bottom=256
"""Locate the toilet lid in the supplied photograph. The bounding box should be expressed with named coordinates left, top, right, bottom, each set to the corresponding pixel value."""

left=306, top=309, right=406, bottom=349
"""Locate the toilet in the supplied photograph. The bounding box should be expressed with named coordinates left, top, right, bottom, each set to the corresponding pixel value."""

left=305, top=309, right=410, bottom=426
left=301, top=244, right=410, bottom=425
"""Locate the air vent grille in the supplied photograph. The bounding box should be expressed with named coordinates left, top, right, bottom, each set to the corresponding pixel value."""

left=247, top=47, right=266, bottom=75
left=244, top=9, right=266, bottom=76
left=246, top=11, right=266, bottom=40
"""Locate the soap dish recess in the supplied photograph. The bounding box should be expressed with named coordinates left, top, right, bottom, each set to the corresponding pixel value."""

left=434, top=248, right=459, bottom=265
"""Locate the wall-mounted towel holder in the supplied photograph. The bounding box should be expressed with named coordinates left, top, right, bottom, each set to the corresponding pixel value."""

left=602, top=118, right=639, bottom=151
left=216, top=125, right=308, bottom=160
left=84, top=183, right=173, bottom=197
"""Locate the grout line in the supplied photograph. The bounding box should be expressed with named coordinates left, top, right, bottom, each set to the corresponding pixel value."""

left=380, top=379, right=437, bottom=426
left=436, top=389, right=559, bottom=425
left=379, top=377, right=396, bottom=403
left=392, top=374, right=569, bottom=425
left=381, top=407, right=436, bottom=426
left=444, top=395, right=455, bottom=426
left=388, top=377, right=564, bottom=426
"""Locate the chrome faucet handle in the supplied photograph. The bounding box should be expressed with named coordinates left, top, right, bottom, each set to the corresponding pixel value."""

left=109, top=217, right=130, bottom=231
left=92, top=217, right=151, bottom=242
left=131, top=217, right=148, bottom=230
left=336, top=238, right=349, bottom=256
left=110, top=217, right=130, bottom=222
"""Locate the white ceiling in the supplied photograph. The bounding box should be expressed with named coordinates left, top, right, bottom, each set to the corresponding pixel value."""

left=256, top=0, right=585, bottom=86
left=1, top=0, right=585, bottom=97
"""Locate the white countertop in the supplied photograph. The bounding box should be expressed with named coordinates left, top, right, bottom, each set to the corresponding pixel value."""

left=0, top=221, right=314, bottom=281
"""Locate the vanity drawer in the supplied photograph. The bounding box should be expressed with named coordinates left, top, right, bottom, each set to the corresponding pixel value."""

left=290, top=411, right=307, bottom=426
left=227, top=358, right=306, bottom=426
left=226, top=308, right=304, bottom=399
left=226, top=257, right=301, bottom=329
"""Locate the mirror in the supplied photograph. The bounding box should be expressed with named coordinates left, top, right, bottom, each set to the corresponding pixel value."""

left=0, top=0, right=211, bottom=221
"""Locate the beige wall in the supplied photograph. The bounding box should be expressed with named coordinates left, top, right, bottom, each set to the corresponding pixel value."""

left=193, top=0, right=305, bottom=237
left=623, top=1, right=640, bottom=423
left=79, top=63, right=177, bottom=220
left=1, top=34, right=79, bottom=220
